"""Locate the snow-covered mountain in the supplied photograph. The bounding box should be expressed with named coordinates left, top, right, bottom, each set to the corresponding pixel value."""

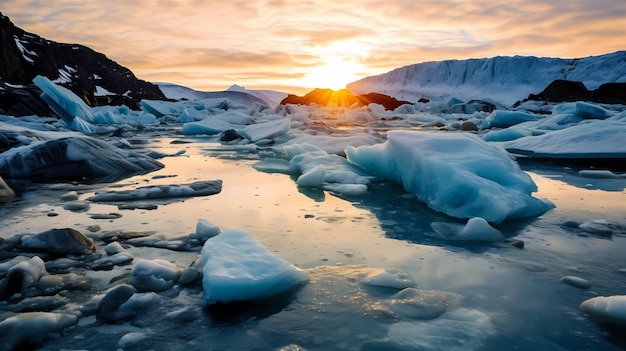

left=347, top=51, right=626, bottom=106
left=156, top=83, right=286, bottom=108
left=157, top=83, right=288, bottom=108
left=0, top=12, right=165, bottom=116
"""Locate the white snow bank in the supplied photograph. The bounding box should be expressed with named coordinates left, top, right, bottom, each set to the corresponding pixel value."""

left=201, top=229, right=309, bottom=304
left=580, top=295, right=626, bottom=327
left=504, top=120, right=626, bottom=159
left=347, top=130, right=553, bottom=223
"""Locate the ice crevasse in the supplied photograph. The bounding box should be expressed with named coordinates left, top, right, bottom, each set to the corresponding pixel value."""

left=346, top=130, right=554, bottom=224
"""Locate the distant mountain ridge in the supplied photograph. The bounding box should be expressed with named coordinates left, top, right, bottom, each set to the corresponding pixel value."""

left=0, top=12, right=165, bottom=116
left=347, top=51, right=626, bottom=106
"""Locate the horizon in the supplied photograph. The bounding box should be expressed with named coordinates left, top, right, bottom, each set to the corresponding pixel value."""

left=3, top=1, right=626, bottom=95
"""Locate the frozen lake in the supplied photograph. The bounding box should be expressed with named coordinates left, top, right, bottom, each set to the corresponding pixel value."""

left=1, top=127, right=625, bottom=351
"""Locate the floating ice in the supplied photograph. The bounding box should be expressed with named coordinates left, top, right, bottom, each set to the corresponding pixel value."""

left=0, top=256, right=46, bottom=300
left=578, top=170, right=626, bottom=179
left=561, top=276, right=591, bottom=289
left=240, top=118, right=291, bottom=142
left=374, top=307, right=496, bottom=351
left=0, top=126, right=164, bottom=181
left=96, top=284, right=156, bottom=323
left=385, top=288, right=462, bottom=319
left=578, top=220, right=613, bottom=236
left=196, top=219, right=221, bottom=243
left=129, top=259, right=182, bottom=292
left=201, top=229, right=309, bottom=304
left=87, top=180, right=222, bottom=202
left=347, top=130, right=553, bottom=223
left=359, top=268, right=417, bottom=289
left=18, top=228, right=95, bottom=255
left=580, top=295, right=626, bottom=328
left=182, top=110, right=256, bottom=135
left=0, top=312, right=78, bottom=350
left=485, top=110, right=537, bottom=128
left=271, top=143, right=374, bottom=196
left=33, top=75, right=96, bottom=124
left=431, top=217, right=504, bottom=242
left=482, top=128, right=534, bottom=142
left=504, top=120, right=626, bottom=159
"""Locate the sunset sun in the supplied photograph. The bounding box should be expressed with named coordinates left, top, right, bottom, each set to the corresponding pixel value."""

left=303, top=57, right=364, bottom=90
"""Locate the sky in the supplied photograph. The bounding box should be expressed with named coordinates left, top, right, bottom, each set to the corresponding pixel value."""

left=4, top=0, right=626, bottom=94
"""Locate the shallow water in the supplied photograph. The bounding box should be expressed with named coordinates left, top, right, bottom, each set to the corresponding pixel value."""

left=1, top=129, right=625, bottom=351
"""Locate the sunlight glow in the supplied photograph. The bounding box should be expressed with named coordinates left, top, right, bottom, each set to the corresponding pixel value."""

left=303, top=57, right=364, bottom=90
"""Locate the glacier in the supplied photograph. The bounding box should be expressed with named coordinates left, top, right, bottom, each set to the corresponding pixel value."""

left=347, top=51, right=626, bottom=106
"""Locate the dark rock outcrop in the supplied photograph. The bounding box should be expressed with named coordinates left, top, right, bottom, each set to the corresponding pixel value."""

left=522, top=79, right=626, bottom=105
left=0, top=12, right=166, bottom=116
left=280, top=88, right=412, bottom=111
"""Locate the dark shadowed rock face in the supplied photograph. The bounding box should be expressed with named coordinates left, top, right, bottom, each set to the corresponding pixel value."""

left=522, top=79, right=626, bottom=105
left=280, top=88, right=412, bottom=111
left=0, top=12, right=166, bottom=116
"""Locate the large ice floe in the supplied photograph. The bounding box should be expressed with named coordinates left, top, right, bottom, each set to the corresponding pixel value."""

left=0, top=122, right=164, bottom=181
left=347, top=130, right=554, bottom=223
left=201, top=229, right=309, bottom=304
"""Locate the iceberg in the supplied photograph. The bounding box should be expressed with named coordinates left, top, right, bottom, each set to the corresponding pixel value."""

left=347, top=130, right=553, bottom=223
left=33, top=75, right=96, bottom=124
left=201, top=229, right=309, bottom=304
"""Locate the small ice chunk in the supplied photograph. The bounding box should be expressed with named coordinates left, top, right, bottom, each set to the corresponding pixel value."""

left=386, top=288, right=461, bottom=319
left=19, top=228, right=95, bottom=255
left=323, top=183, right=368, bottom=196
left=579, top=221, right=613, bottom=236
left=129, top=259, right=182, bottom=292
left=578, top=170, right=625, bottom=179
left=118, top=332, right=149, bottom=349
left=431, top=217, right=504, bottom=242
left=0, top=312, right=78, bottom=350
left=241, top=118, right=290, bottom=142
left=60, top=191, right=79, bottom=201
left=580, top=295, right=626, bottom=327
left=359, top=268, right=417, bottom=289
left=296, top=166, right=326, bottom=188
left=63, top=201, right=90, bottom=212
left=485, top=110, right=537, bottom=128
left=0, top=256, right=47, bottom=300
left=96, top=284, right=156, bottom=323
left=456, top=217, right=504, bottom=241
left=377, top=307, right=495, bottom=350
left=196, top=219, right=221, bottom=243
left=104, top=241, right=125, bottom=255
left=87, top=180, right=222, bottom=202
left=561, top=276, right=591, bottom=289
left=201, top=229, right=309, bottom=304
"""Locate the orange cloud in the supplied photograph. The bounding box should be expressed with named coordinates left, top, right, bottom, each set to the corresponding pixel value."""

left=3, top=0, right=625, bottom=93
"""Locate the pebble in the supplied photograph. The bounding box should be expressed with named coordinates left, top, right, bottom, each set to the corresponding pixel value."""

left=511, top=240, right=524, bottom=249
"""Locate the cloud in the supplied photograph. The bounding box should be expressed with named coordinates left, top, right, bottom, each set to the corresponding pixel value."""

left=3, top=0, right=625, bottom=92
